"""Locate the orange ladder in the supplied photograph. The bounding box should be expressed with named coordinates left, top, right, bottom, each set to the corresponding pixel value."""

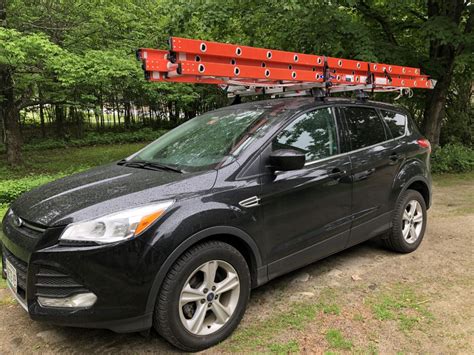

left=137, top=37, right=434, bottom=97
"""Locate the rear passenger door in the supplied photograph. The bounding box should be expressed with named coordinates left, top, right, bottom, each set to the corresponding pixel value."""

left=338, top=106, right=404, bottom=247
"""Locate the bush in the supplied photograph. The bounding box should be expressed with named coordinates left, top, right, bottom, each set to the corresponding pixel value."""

left=0, top=175, right=63, bottom=204
left=431, top=143, right=474, bottom=174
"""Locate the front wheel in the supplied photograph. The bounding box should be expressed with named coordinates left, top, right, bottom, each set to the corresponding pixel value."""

left=154, top=241, right=250, bottom=351
left=383, top=189, right=427, bottom=253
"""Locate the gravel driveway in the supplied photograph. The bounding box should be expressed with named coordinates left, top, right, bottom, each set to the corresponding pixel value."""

left=1, top=174, right=472, bottom=353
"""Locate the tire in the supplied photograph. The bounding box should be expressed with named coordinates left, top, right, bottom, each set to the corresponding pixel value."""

left=383, top=189, right=427, bottom=253
left=154, top=241, right=251, bottom=352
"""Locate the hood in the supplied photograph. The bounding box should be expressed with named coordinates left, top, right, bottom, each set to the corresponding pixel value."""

left=10, top=163, right=217, bottom=227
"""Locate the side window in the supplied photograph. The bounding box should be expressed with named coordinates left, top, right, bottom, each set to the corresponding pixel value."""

left=272, top=108, right=338, bottom=163
left=380, top=110, right=407, bottom=138
left=342, top=107, right=386, bottom=150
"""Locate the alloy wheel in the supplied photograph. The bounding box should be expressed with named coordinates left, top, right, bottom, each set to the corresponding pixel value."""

left=179, top=260, right=240, bottom=336
left=401, top=199, right=423, bottom=244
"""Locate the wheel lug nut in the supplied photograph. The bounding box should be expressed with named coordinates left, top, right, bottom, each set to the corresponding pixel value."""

left=212, top=286, right=216, bottom=291
left=215, top=294, right=219, bottom=299
left=208, top=303, right=212, bottom=307
left=201, top=299, right=205, bottom=304
left=203, top=288, right=208, bottom=293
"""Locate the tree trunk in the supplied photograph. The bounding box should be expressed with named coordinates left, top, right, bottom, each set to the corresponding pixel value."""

left=55, top=105, right=65, bottom=138
left=39, top=90, right=46, bottom=138
left=0, top=0, right=22, bottom=164
left=422, top=60, right=455, bottom=145
left=0, top=66, right=22, bottom=165
left=421, top=0, right=467, bottom=146
left=124, top=101, right=131, bottom=129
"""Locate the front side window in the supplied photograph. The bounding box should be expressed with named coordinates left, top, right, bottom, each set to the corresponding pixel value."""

left=129, top=107, right=281, bottom=172
left=342, top=107, right=386, bottom=150
left=380, top=110, right=407, bottom=138
left=272, top=108, right=338, bottom=163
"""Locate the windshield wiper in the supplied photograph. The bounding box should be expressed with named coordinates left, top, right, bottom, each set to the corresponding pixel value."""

left=143, top=161, right=183, bottom=173
left=118, top=160, right=183, bottom=173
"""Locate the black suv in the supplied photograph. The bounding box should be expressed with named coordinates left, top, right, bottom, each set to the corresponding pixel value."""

left=1, top=97, right=431, bottom=351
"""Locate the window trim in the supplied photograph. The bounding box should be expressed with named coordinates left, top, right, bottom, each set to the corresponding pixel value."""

left=377, top=108, right=408, bottom=140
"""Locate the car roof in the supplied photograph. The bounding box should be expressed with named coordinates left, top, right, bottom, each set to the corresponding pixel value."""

left=219, top=97, right=407, bottom=116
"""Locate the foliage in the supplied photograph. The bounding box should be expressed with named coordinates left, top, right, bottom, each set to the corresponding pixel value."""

left=2, top=128, right=165, bottom=152
left=0, top=175, right=63, bottom=204
left=431, top=143, right=474, bottom=174
left=0, top=0, right=472, bottom=163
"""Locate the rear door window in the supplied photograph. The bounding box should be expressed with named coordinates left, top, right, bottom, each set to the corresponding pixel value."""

left=380, top=110, right=407, bottom=138
left=341, top=106, right=387, bottom=150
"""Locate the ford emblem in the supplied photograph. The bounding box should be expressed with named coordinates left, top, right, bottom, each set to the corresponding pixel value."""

left=12, top=215, right=23, bottom=228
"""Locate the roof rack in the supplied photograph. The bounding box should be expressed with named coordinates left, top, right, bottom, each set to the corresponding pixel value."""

left=137, top=37, right=435, bottom=98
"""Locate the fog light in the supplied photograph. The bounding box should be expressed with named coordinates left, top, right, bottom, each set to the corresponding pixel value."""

left=38, top=292, right=97, bottom=308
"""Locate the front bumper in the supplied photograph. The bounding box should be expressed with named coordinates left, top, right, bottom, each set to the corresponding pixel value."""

left=1, top=216, right=165, bottom=333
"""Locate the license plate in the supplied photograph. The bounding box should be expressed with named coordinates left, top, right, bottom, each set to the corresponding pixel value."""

left=5, top=259, right=17, bottom=291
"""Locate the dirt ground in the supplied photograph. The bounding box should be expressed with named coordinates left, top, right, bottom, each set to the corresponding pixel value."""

left=0, top=174, right=473, bottom=354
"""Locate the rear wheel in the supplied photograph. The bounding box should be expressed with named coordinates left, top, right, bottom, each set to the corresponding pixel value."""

left=154, top=241, right=250, bottom=351
left=383, top=189, right=427, bottom=253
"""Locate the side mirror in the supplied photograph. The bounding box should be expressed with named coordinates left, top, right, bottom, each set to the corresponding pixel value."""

left=269, top=149, right=306, bottom=171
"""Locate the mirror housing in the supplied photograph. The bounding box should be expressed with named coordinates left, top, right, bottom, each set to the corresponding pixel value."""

left=269, top=149, right=306, bottom=171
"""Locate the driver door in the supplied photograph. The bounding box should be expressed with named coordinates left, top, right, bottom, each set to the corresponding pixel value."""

left=259, top=107, right=352, bottom=279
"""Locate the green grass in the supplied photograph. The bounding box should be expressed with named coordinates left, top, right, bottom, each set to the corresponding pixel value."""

left=433, top=172, right=474, bottom=187
left=268, top=340, right=300, bottom=353
left=223, top=302, right=319, bottom=351
left=321, top=303, right=341, bottom=315
left=0, top=258, right=6, bottom=289
left=0, top=143, right=147, bottom=221
left=0, top=142, right=147, bottom=180
left=370, top=285, right=433, bottom=332
left=221, top=288, right=342, bottom=352
left=325, top=329, right=353, bottom=350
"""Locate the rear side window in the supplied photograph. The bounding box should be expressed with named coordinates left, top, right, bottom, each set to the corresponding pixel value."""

left=273, top=108, right=338, bottom=163
left=342, top=107, right=386, bottom=150
left=380, top=110, right=407, bottom=138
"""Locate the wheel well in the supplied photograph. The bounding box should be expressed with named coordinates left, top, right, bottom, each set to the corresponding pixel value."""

left=207, top=234, right=259, bottom=288
left=407, top=180, right=430, bottom=208
left=173, top=234, right=259, bottom=288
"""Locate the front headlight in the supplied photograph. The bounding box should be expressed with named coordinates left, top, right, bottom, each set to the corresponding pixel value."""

left=59, top=201, right=174, bottom=244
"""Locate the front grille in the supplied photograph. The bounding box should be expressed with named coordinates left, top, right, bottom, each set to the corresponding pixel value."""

left=6, top=210, right=46, bottom=239
left=3, top=248, right=28, bottom=301
left=35, top=267, right=90, bottom=298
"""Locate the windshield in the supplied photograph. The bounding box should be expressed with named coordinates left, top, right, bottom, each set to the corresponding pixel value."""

left=128, top=107, right=275, bottom=172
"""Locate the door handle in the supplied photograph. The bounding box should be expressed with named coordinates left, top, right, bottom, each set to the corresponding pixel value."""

left=328, top=167, right=346, bottom=180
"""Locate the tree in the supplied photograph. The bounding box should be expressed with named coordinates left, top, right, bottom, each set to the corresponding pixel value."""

left=421, top=0, right=472, bottom=146
left=350, top=0, right=472, bottom=146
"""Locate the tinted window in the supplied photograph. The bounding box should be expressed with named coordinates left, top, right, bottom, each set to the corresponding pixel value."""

left=342, top=107, right=386, bottom=150
left=273, top=108, right=338, bottom=162
left=380, top=110, right=406, bottom=138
